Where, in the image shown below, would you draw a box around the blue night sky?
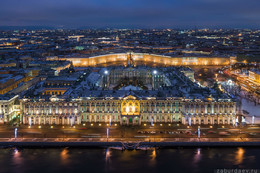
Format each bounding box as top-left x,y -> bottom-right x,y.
0,0 -> 260,28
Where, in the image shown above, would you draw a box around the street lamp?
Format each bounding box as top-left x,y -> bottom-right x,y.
227,79 -> 233,86
107,128 -> 109,142
198,128 -> 201,139
14,128 -> 18,139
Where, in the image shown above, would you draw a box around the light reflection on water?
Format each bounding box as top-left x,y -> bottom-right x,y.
11,148 -> 24,173
105,148 -> 111,162
193,148 -> 202,165
234,147 -> 245,165
150,148 -> 156,161
12,148 -> 23,166
2,147 -> 258,173
60,148 -> 69,165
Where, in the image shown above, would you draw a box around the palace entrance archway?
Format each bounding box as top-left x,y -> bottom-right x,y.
120,95 -> 141,125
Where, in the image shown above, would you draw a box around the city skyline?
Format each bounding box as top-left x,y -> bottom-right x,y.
0,0 -> 260,29
0,0 -> 260,172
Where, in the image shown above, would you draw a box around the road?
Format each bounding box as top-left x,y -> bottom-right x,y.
1,123 -> 260,142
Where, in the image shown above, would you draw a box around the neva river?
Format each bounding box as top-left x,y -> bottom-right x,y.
0,148 -> 259,173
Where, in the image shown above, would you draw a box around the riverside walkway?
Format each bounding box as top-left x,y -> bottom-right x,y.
0,137 -> 260,148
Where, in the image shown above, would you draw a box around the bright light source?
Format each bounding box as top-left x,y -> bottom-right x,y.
104,70 -> 108,74
50,126 -> 53,129
227,79 -> 233,85
99,124 -> 101,126
144,124 -> 147,126
153,70 -> 157,74
38,126 -> 41,129
91,123 -> 93,126
14,128 -> 17,139
126,106 -> 129,113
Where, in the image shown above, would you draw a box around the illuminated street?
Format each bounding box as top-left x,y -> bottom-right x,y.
1,123 -> 260,142
1,0 -> 260,171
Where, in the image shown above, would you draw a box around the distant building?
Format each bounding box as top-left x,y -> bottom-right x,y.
60,52 -> 231,67
0,74 -> 26,95
0,95 -> 20,124
249,70 -> 260,84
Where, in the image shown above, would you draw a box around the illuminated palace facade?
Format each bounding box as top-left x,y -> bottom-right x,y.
15,53 -> 236,126
20,94 -> 236,126
19,53 -> 237,126
57,52 -> 235,67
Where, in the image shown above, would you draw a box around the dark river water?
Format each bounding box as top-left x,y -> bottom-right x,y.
0,147 -> 259,173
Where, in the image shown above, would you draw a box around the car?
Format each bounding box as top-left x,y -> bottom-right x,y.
186,131 -> 192,135
208,131 -> 217,134
78,128 -> 87,130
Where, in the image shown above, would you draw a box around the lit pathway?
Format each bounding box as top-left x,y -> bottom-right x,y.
1,137 -> 260,143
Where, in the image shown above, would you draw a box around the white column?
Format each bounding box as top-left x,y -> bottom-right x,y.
78,116 -> 81,125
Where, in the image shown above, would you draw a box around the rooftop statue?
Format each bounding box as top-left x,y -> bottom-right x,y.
127,52 -> 135,67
